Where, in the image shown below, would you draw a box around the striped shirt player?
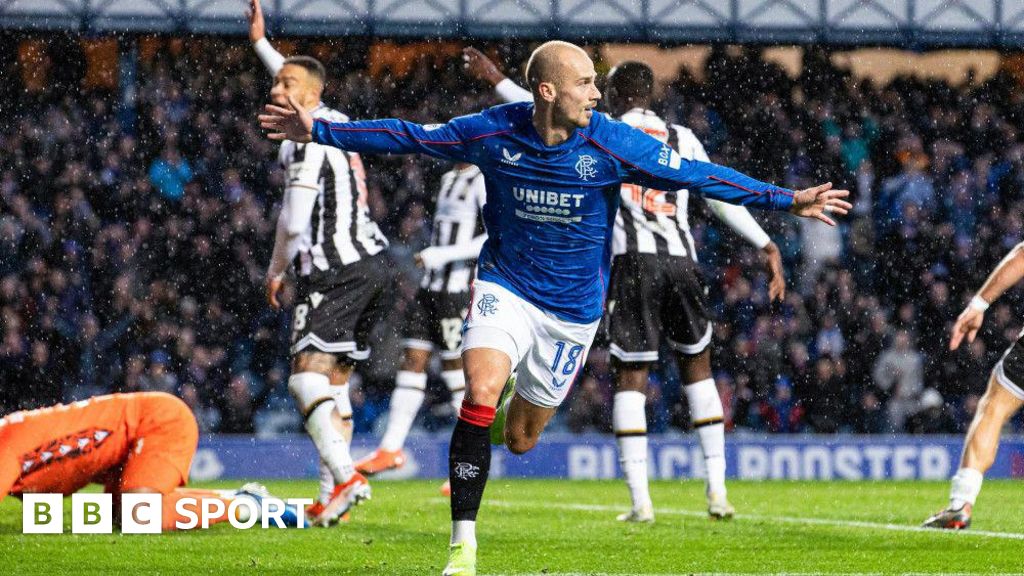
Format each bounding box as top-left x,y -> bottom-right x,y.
405,164 -> 487,357
254,27 -> 388,529
263,57 -> 391,363
276,108 -> 388,274
606,107 -> 774,362
418,165 -> 488,295
356,163 -> 487,479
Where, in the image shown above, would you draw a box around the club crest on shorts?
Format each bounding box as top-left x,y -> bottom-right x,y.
476,293 -> 498,316
453,462 -> 480,480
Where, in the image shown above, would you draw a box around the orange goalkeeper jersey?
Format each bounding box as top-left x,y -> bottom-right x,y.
0,392 -> 198,501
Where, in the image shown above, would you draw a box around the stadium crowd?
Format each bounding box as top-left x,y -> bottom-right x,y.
1,37 -> 1023,436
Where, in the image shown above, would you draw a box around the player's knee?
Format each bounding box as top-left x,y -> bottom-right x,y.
400,348 -> 431,373
505,430 -> 538,455
464,371 -> 509,406
612,361 -> 650,393
678,348 -> 712,382
980,380 -> 1018,418
293,352 -> 337,375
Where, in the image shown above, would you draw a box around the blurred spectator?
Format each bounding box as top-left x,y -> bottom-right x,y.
905,388 -> 958,434
872,330 -> 925,430
148,145 -> 193,202
138,350 -> 178,395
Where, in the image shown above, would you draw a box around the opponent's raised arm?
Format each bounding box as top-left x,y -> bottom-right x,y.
247,0 -> 285,75
462,47 -> 532,104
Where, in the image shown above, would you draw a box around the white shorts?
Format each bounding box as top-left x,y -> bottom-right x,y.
461,279 -> 600,408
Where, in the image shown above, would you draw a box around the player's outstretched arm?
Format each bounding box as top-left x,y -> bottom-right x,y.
247,0 -> 285,75
463,47 -> 532,103
261,94 -> 477,162
950,242 -> 1024,350
610,117 -> 852,219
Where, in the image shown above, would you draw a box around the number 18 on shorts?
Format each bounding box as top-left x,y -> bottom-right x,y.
462,279 -> 599,408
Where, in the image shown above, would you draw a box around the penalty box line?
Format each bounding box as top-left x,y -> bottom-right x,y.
466,499 -> 1024,541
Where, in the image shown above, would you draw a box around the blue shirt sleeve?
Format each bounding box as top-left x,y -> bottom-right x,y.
311,115 -> 491,164
594,116 -> 795,211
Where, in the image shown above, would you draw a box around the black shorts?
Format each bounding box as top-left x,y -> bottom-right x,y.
291,254 -> 394,361
605,252 -> 712,363
995,331 -> 1024,400
401,288 -> 471,360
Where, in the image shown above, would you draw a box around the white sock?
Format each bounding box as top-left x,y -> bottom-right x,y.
950,467 -> 984,509
289,372 -> 354,485
331,383 -> 352,418
451,520 -> 476,547
442,369 -> 466,414
288,372 -> 332,417
613,391 -> 651,510
307,400 -> 356,484
685,378 -> 727,498
317,460 -> 333,505
379,371 -> 427,452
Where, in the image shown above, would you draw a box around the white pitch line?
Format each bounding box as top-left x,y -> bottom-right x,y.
486,574 -> 1024,576
464,499 -> 1024,541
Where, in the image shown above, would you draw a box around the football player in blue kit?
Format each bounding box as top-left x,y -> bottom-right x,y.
260,40 -> 851,576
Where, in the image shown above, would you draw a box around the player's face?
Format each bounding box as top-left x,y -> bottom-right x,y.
271,64 -> 313,107
554,53 -> 601,128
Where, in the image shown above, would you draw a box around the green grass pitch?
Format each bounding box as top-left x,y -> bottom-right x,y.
2,479 -> 1022,575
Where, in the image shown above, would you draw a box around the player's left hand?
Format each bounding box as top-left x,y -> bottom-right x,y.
260,94 -> 313,142
761,241 -> 786,302
789,182 -> 851,226
267,275 -> 285,310
949,305 -> 984,350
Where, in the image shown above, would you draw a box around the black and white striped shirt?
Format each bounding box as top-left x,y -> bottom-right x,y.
612,108 -> 704,260
422,165 -> 486,294
277,106 -> 388,276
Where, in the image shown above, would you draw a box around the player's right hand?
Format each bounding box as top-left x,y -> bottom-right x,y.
247,0 -> 266,43
949,306 -> 984,350
267,276 -> 284,310
462,47 -> 507,86
260,94 -> 314,142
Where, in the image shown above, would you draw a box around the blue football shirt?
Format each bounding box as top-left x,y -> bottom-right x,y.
312,102 -> 794,323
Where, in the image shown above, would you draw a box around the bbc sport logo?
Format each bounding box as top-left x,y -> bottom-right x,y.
22,493 -> 313,533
